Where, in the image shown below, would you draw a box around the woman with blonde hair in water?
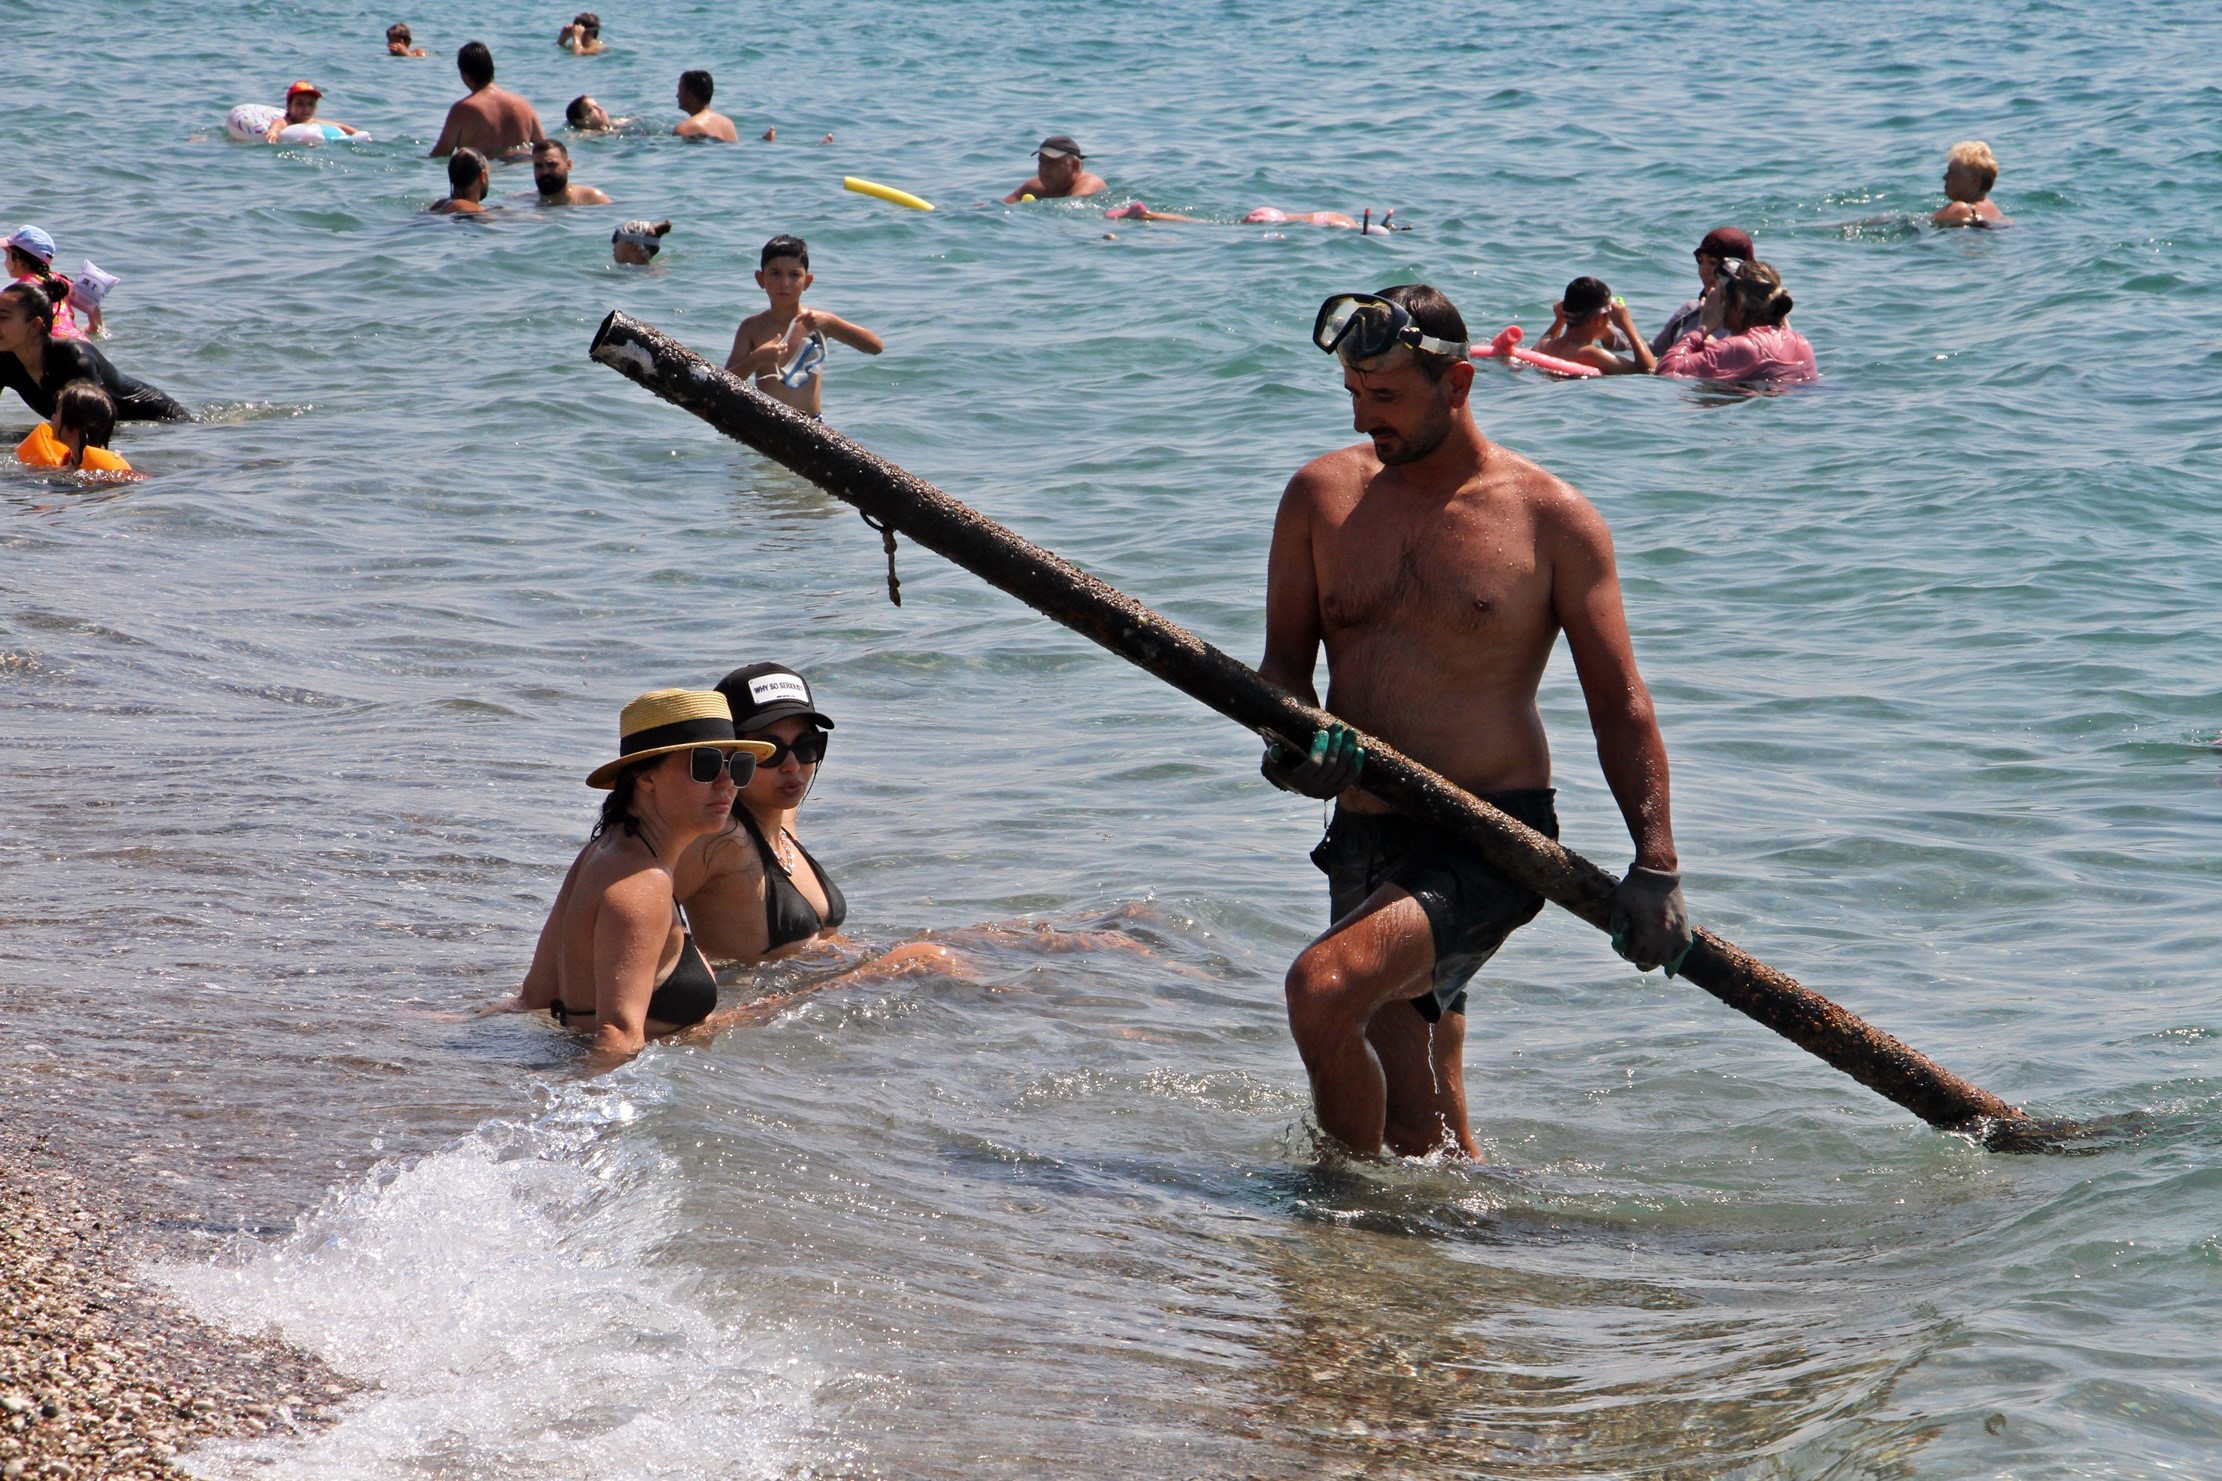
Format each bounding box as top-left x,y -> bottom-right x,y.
1933,140 -> 2009,227
517,689 -> 774,1057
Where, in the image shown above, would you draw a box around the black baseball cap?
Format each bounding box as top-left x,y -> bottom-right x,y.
1037,135 -> 1083,159
715,662 -> 834,734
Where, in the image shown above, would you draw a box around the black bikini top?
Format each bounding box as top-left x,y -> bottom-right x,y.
551,907 -> 719,1030
734,809 -> 846,949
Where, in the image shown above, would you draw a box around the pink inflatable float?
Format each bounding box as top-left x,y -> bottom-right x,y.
1471,325 -> 1600,379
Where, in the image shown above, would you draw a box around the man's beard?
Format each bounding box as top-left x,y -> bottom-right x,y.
1373,415 -> 1449,466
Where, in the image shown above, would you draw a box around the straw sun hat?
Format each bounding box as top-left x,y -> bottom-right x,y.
586,689 -> 776,789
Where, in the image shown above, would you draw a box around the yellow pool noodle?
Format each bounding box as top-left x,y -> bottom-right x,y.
843,176 -> 935,212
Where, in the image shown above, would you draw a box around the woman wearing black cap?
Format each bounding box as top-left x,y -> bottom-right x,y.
675,663 -> 849,964
518,688 -> 773,1057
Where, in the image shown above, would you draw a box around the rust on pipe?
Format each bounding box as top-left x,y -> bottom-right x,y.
591,309 -> 2061,1149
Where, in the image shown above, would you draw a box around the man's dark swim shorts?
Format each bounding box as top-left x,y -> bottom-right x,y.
1309,789 -> 1558,1023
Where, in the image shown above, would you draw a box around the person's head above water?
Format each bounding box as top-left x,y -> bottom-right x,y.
457,39 -> 495,90
678,69 -> 714,111
52,379 -> 117,460
5,225 -> 56,281
0,279 -> 63,351
612,218 -> 672,265
1312,284 -> 1475,466
715,663 -> 833,817
447,146 -> 489,200
532,138 -> 572,193
566,94 -> 611,130
756,234 -> 812,302
1692,225 -> 1753,291
586,689 -> 774,842
1560,276 -> 1613,326
283,80 -> 322,124
572,11 -> 600,39
1719,260 -> 1794,331
1944,140 -> 1999,202
1035,135 -> 1085,191
386,22 -> 413,52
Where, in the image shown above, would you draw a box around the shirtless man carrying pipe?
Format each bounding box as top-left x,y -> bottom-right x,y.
431,40 -> 545,159
1261,283 -> 1692,1159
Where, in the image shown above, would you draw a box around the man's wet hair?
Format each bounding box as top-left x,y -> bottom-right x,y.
537,137 -> 571,159
565,95 -> 598,127
54,380 -> 116,450
448,146 -> 487,195
458,40 -> 495,89
386,22 -> 412,44
679,69 -> 714,106
760,234 -> 809,270
573,11 -> 601,38
1375,283 -> 1468,382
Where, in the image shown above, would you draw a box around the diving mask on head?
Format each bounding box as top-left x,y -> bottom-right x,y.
1312,293 -> 1469,365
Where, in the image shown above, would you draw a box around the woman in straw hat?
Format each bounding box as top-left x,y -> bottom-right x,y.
519,689 -> 774,1057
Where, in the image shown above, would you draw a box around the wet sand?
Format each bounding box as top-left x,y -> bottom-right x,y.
0,1127 -> 351,1478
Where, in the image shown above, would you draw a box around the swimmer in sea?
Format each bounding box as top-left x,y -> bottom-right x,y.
1655,260 -> 1818,384
516,689 -> 776,1058
265,81 -> 364,141
1105,203 -> 1398,232
1649,226 -> 1752,356
5,227 -> 93,340
612,219 -> 671,265
428,148 -> 490,214
674,69 -> 738,141
1003,136 -> 1107,203
15,381 -> 136,477
723,234 -> 883,418
431,41 -> 546,159
1533,277 -> 1657,375
565,95 -> 620,132
386,22 -> 427,57
0,280 -> 189,422
531,139 -> 611,205
1933,140 -> 2009,228
558,11 -> 604,53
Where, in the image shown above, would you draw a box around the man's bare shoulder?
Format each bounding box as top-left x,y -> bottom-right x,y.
1286,442 -> 1379,503
1486,441 -> 1611,546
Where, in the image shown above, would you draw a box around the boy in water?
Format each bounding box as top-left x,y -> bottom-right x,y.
1534,277 -> 1656,375
386,23 -> 426,57
428,148 -> 489,214
723,235 -> 884,417
1933,141 -> 2009,227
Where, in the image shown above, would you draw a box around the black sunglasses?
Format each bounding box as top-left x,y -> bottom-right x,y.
751,728 -> 829,769
687,746 -> 759,785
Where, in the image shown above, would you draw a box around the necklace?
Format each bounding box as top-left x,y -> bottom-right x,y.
771,826 -> 800,874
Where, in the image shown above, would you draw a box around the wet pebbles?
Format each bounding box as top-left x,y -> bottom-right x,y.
0,1128 -> 351,1478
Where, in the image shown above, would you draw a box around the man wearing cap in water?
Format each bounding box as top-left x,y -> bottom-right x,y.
1262,283 -> 1692,1160
1002,136 -> 1106,203
612,219 -> 672,265
266,80 -> 364,141
1649,226 -> 1753,356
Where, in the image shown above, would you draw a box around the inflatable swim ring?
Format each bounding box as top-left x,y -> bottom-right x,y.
843,176 -> 934,212
225,104 -> 368,145
1471,325 -> 1601,379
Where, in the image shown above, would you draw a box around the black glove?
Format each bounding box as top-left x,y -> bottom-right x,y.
1610,865 -> 1693,976
1261,723 -> 1363,800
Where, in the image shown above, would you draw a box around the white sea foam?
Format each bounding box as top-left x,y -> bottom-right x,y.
154,1075 -> 817,1479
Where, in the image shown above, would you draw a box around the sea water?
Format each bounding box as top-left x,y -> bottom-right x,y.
4,0 -> 2220,1475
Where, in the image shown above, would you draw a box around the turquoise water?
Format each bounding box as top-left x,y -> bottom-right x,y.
5,0 -> 2220,1474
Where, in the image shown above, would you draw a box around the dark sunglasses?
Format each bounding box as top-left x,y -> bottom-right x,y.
687,746 -> 759,785
1312,293 -> 1469,364
751,728 -> 829,768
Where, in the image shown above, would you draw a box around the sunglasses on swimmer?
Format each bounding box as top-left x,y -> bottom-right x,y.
1312,294 -> 1470,364
687,746 -> 759,785
752,728 -> 829,768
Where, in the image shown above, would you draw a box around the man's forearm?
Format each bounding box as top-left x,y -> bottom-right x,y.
1594,707 -> 1677,872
